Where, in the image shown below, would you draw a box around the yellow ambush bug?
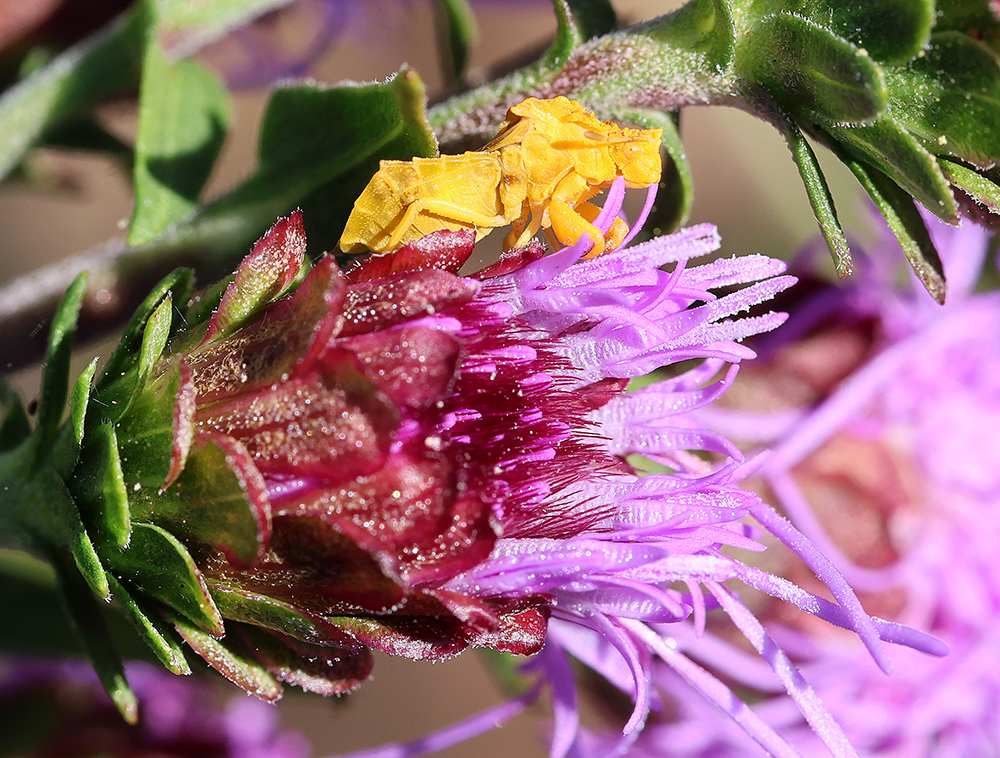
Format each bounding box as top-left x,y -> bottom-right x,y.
338,97 -> 663,257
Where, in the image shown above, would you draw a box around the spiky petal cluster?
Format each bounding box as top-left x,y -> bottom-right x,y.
594,215 -> 994,758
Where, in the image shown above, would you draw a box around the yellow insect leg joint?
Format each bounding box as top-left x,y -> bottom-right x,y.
548,199 -> 607,257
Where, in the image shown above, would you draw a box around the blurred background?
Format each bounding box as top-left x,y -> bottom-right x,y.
0,1 -> 870,756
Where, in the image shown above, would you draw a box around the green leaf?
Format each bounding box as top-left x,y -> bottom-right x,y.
0,11 -> 144,182
0,383 -> 31,453
137,295 -> 174,383
55,555 -> 137,724
129,1 -> 231,246
257,69 -> 436,178
825,118 -> 958,222
131,436 -> 267,567
0,442 -> 108,602
170,614 -> 282,701
941,158 -> 1000,215
106,522 -> 225,636
208,214 -> 305,341
100,268 -> 194,395
799,0 -> 932,65
70,358 -> 100,448
115,357 -> 194,490
739,13 -> 887,124
107,572 -> 191,675
846,157 -> 946,303
183,273 -> 232,333
887,32 -> 1000,170
0,0 -> 301,184
59,480 -> 114,601
174,68 -> 439,258
783,118 -> 852,277
433,0 -> 478,85
73,422 -> 131,549
34,273 -> 88,469
648,0 -> 734,70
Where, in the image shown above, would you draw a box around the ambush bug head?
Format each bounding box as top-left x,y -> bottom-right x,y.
612,129 -> 663,187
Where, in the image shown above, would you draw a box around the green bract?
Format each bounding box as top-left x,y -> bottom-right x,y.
0,220 -> 337,715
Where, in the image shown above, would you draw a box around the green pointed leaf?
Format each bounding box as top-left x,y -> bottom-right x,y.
0,11 -> 144,182
209,214 -> 305,341
800,0 -> 932,65
784,119 -> 852,277
21,467 -> 117,602
0,0 -> 296,184
73,422 -> 131,549
137,295 -> 174,383
170,614 -> 282,701
107,572 -> 191,675
887,32 -> 1000,169
0,447 -> 108,602
115,357 -> 194,490
130,436 -> 266,567
209,584 -> 363,648
739,13 -> 887,124
825,118 -> 959,222
257,68 -> 436,177
182,273 -> 232,334
70,358 -> 100,448
107,522 -> 225,637
55,556 -> 138,724
100,268 -> 194,394
650,0 -> 734,70
34,273 -> 88,468
172,67 -> 439,259
0,383 -> 31,453
941,158 -> 1000,215
846,157 -> 946,303
433,0 -> 478,84
129,1 -> 231,247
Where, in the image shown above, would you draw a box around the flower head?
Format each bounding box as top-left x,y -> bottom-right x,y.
1,105 -> 946,757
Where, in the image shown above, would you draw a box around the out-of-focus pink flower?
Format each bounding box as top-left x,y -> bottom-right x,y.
197,0 -> 551,88
0,657 -> 311,758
